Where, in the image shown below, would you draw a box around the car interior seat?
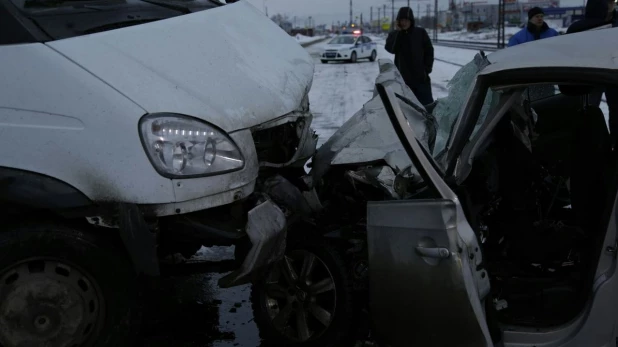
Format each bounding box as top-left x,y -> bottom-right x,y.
569,104 -> 612,240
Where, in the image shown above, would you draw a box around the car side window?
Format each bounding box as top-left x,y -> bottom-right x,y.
365,37 -> 372,43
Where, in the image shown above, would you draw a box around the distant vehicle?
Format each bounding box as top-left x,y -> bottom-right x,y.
320,34 -> 377,64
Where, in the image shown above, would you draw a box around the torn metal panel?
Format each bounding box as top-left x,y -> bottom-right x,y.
261,175 -> 313,216
345,166 -> 400,199
218,199 -> 287,288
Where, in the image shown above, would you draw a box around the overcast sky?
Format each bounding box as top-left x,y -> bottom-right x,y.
244,0 -> 584,25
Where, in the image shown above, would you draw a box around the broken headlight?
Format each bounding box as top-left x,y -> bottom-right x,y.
139,113 -> 244,178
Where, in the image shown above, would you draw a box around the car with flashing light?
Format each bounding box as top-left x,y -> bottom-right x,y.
320,34 -> 377,64
0,0 -> 318,345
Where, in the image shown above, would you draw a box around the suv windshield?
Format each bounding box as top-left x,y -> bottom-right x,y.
3,0 -> 224,42
329,36 -> 356,44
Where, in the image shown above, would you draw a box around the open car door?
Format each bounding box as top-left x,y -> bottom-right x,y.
367,83 -> 494,346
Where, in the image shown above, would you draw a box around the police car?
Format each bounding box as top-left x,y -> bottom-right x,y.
320,33 -> 378,64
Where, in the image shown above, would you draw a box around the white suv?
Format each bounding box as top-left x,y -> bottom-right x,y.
0,0 -> 317,345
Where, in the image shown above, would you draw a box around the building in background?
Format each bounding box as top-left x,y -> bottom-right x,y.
448,0 -> 561,28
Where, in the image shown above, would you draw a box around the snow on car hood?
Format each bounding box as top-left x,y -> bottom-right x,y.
46,1 -> 314,132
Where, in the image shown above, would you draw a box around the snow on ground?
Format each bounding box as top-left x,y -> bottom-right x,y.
434,45 -> 480,66
437,27 -> 520,42
306,35 -> 464,146
436,26 -> 569,43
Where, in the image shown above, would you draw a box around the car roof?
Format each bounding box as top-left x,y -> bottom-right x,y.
481,28 -> 618,75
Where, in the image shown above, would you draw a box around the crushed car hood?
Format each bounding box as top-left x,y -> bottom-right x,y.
309,59 -> 437,186
46,1 -> 314,132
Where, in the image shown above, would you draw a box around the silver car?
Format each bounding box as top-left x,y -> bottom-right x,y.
250,27 -> 618,347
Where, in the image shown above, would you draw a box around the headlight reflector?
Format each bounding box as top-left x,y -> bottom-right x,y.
139,113 -> 244,178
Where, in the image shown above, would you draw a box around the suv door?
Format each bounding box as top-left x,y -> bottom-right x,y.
367,83 -> 494,346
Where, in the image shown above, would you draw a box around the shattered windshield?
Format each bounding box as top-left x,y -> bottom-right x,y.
329,36 -> 356,44
431,53 -> 496,157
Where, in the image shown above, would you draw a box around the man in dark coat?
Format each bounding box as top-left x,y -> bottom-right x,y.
567,0 -> 618,148
567,0 -> 615,32
385,7 -> 435,105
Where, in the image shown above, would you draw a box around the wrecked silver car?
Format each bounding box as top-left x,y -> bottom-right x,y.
250,28 -> 618,347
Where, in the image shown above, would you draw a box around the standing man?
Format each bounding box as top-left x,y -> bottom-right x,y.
508,7 -> 559,47
385,7 -> 435,106
567,0 -> 615,32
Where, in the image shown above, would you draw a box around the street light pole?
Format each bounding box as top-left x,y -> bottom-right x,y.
392,0 -> 395,31
350,0 -> 353,25
434,0 -> 438,40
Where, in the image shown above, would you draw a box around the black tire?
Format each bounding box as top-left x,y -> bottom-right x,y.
369,50 -> 377,62
350,52 -> 357,63
0,223 -> 138,347
251,240 -> 355,347
321,60 -> 328,64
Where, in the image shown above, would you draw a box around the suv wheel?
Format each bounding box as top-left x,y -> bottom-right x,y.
0,223 -> 138,347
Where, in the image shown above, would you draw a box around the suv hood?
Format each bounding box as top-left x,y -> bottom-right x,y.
46,1 -> 314,132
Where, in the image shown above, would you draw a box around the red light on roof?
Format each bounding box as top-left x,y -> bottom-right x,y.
353,30 -> 361,34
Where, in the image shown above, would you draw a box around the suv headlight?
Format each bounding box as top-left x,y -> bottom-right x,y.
139,113 -> 244,178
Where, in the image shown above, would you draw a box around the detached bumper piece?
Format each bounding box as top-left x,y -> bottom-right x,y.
218,199 -> 287,288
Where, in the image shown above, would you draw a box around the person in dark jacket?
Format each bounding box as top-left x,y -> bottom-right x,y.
508,7 -> 559,47
566,0 -> 618,148
567,0 -> 615,32
385,7 -> 435,105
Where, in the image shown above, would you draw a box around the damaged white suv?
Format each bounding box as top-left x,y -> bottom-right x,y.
0,0 -> 317,345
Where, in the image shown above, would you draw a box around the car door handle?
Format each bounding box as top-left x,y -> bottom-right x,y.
416,247 -> 450,259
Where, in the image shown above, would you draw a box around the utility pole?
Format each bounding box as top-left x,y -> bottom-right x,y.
378,8 -> 381,32
350,0 -> 353,25
434,0 -> 438,40
370,7 -> 373,32
392,0 -> 395,31
361,13 -> 364,31
498,0 -> 505,48
417,3 -> 420,22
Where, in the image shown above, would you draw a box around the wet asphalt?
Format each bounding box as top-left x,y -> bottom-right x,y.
137,246 -> 264,347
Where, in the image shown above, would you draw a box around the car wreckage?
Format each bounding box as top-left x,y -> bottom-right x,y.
248,28 -> 618,347
1,0 -> 617,343
0,0 -> 318,345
